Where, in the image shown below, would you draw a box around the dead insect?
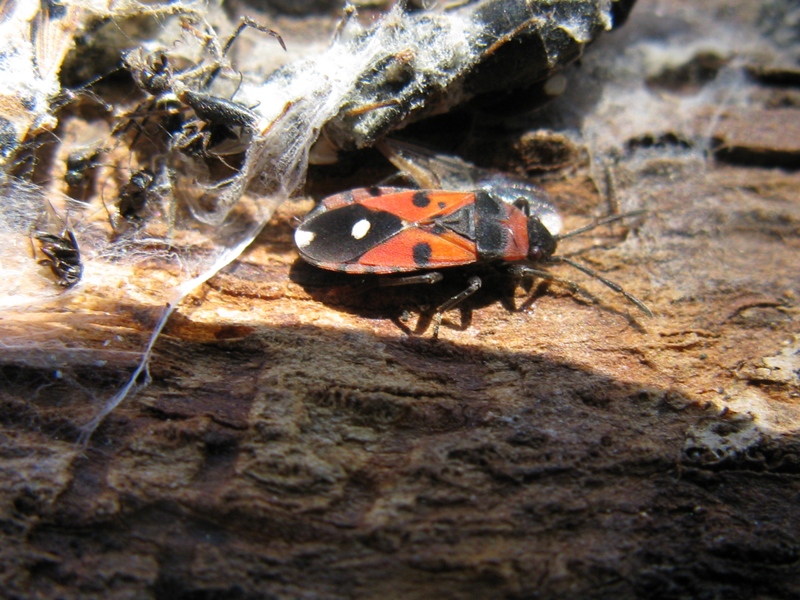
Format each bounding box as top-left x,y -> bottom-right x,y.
34,228 -> 83,288
118,168 -> 156,223
121,16 -> 283,158
171,89 -> 260,159
65,146 -> 103,198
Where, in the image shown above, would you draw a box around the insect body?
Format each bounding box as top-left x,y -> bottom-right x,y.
35,229 -> 83,288
123,50 -> 260,157
118,168 -> 156,223
296,187 -> 555,274
122,15 -> 283,159
295,186 -> 650,336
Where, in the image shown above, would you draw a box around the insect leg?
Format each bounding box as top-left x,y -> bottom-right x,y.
376,272 -> 444,287
371,272 -> 457,337
430,275 -> 482,338
223,16 -> 286,55
201,17 -> 286,89
509,264 -> 599,306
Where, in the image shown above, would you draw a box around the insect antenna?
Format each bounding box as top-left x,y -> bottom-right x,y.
553,210 -> 647,241
548,255 -> 651,317
549,210 -> 652,317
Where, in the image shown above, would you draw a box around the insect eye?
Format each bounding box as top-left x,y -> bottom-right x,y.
528,247 -> 543,261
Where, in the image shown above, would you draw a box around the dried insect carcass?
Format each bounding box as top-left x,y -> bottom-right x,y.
34,228 -> 83,288
118,16 -> 285,224
122,45 -> 264,150
117,168 -> 157,225
64,146 -> 103,199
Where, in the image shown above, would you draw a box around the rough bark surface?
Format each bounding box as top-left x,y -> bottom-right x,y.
1,1 -> 799,599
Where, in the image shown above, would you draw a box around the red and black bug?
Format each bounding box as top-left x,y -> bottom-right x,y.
295,186 -> 650,336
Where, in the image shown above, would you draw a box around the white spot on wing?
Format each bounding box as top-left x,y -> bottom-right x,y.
351,218 -> 371,240
295,228 -> 316,248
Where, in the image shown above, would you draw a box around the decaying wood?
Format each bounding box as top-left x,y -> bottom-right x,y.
1,1 -> 799,598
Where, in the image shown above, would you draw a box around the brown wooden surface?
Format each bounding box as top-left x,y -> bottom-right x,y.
1,1 -> 799,598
